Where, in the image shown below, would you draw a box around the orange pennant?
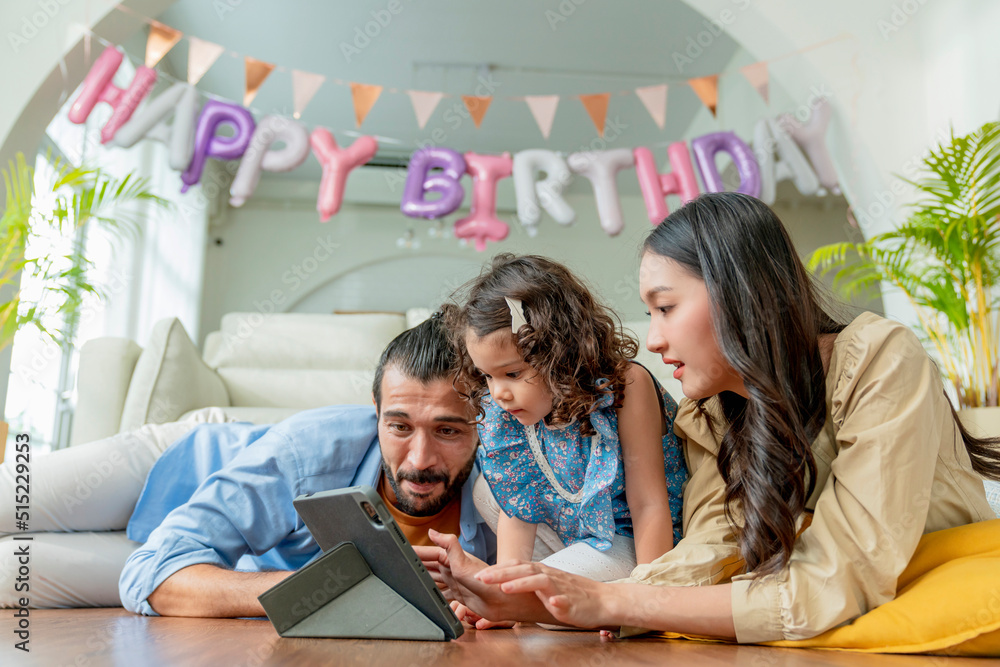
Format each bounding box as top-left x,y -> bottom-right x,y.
145,21 -> 182,68
579,93 -> 610,137
740,62 -> 769,105
689,75 -> 720,117
462,96 -> 492,129
244,56 -> 275,107
351,83 -> 383,127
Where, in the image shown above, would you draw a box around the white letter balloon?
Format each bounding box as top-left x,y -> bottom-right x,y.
567,148 -> 634,237
512,149 -> 575,236
230,116 -> 311,207
111,82 -> 199,172
753,117 -> 820,204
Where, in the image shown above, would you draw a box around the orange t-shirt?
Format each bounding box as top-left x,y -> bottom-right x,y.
376,475 -> 462,547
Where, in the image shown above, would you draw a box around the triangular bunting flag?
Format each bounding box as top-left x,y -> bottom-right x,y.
351,83 -> 383,127
292,70 -> 325,119
408,90 -> 444,129
462,96 -> 492,129
187,36 -> 224,85
579,93 -> 610,137
635,84 -> 668,129
524,95 -> 559,139
245,56 -> 275,107
740,62 -> 770,105
145,22 -> 182,68
689,75 -> 720,117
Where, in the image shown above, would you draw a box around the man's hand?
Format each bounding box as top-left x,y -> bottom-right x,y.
147,564 -> 292,617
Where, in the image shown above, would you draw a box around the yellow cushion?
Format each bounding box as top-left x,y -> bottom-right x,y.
652,519 -> 1000,656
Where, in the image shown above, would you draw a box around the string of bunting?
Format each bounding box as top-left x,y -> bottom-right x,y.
113,4 -> 846,137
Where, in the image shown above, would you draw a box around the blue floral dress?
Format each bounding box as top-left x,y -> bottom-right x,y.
476,367 -> 687,551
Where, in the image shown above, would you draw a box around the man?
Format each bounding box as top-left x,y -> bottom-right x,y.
1,315 -> 494,615
120,314 -> 493,616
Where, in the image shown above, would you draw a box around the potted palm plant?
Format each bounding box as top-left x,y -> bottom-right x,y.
1,151 -> 168,456
808,121 -> 999,436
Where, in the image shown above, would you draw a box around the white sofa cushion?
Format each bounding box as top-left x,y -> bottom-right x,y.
216,368 -> 375,408
119,318 -> 230,431
71,337 -> 143,446
204,312 -> 406,370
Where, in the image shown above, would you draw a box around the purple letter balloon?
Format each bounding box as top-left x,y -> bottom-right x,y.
400,147 -> 467,219
690,131 -> 761,198
181,100 -> 256,193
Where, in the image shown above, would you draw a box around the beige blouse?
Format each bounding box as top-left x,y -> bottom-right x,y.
620,312 -> 995,643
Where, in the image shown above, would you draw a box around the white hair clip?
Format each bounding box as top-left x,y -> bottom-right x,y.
504,297 -> 528,334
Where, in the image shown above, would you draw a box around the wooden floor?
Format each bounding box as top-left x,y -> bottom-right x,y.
0,608 -> 989,666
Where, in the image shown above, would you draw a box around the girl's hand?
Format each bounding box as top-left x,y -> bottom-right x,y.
477,561 -> 617,629
450,601 -> 516,629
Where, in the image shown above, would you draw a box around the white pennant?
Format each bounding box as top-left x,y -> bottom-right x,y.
524,95 -> 559,140
407,90 -> 444,129
635,84 -> 668,129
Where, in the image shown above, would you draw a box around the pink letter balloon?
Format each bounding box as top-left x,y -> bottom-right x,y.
633,143 -> 700,225
68,46 -> 157,144
230,116 -> 311,207
310,129 -> 378,221
752,117 -> 819,205
112,82 -> 200,172
512,150 -> 575,236
690,132 -> 761,198
567,149 -> 634,237
400,147 -> 468,219
782,97 -> 840,194
454,152 -> 512,251
180,100 -> 256,193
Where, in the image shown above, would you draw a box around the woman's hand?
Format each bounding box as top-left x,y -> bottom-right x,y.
477,560 -> 618,629
450,601 -> 516,629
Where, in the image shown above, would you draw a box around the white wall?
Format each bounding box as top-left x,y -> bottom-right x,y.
199,173 -> 860,343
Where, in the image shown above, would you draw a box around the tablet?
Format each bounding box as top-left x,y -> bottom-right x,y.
272,485 -> 463,640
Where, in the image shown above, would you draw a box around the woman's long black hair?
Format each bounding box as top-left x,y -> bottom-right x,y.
643,192 -> 1000,578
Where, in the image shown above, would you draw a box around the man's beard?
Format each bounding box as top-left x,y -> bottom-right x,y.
381,455 -> 476,517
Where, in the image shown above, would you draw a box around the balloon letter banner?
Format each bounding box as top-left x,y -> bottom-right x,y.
230,116 -> 311,207
401,148 -> 467,219
112,82 -> 200,172
567,149 -> 634,237
310,130 -> 378,221
454,152 -> 512,251
512,150 -> 575,236
782,98 -> 839,194
181,100 -> 256,193
691,132 -> 761,198
68,46 -> 157,144
753,117 -> 819,205
633,143 -> 700,225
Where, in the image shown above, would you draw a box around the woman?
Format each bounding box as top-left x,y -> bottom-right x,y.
420,191 -> 1000,643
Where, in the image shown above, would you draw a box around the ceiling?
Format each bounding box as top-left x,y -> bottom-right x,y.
113,0 -> 743,187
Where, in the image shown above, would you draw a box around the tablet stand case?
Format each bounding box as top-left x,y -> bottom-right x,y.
258,542 -> 448,641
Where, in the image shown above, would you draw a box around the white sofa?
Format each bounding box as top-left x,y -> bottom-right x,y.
71,310 -> 683,447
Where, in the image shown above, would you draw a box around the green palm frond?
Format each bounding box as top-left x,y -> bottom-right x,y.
808,122 -> 1000,408
0,151 -> 171,352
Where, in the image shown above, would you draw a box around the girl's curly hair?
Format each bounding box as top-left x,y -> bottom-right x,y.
443,254 -> 638,436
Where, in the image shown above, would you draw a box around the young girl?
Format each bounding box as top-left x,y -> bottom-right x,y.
443,254 -> 687,626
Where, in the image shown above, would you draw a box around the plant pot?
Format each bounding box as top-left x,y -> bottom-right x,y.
958,407 -> 1000,439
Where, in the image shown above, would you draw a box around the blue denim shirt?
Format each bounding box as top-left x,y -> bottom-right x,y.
119,405 -> 494,615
